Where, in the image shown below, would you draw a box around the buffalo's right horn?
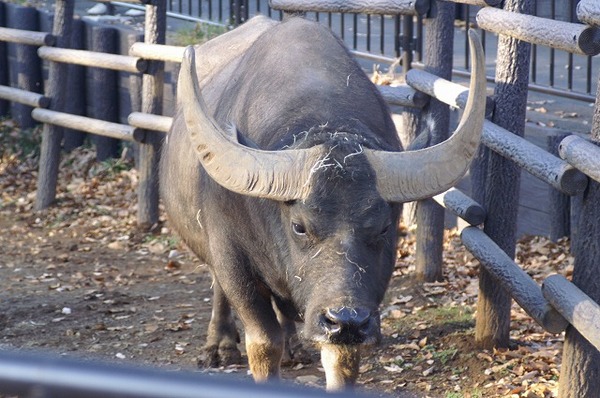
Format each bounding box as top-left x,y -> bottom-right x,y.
364,30 -> 487,203
179,46 -> 324,201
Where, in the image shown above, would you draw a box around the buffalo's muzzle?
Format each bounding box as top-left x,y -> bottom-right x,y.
318,307 -> 377,345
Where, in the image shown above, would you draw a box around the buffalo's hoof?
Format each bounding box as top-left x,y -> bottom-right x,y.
218,345 -> 243,366
198,344 -> 243,368
198,344 -> 220,368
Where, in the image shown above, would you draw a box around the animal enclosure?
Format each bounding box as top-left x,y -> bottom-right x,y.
1,0 -> 600,396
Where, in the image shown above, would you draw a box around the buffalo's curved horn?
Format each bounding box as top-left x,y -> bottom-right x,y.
364,30 -> 487,203
180,46 -> 323,201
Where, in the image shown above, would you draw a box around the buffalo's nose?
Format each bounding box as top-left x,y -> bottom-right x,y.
319,307 -> 372,344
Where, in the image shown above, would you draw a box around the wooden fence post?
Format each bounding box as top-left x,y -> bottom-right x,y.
414,1 -> 455,282
570,191 -> 583,247
89,24 -> 120,161
34,0 -> 74,211
127,31 -> 144,168
7,4 -> 42,129
474,0 -> 534,350
63,18 -> 86,152
547,133 -> 571,241
559,72 -> 600,398
137,0 -> 166,230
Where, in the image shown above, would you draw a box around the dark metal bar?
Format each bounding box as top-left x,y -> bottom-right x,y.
532,43 -> 537,84
353,13 -> 358,50
366,14 -> 371,52
464,5 -> 470,68
567,0 -> 575,90
0,350 -> 365,398
550,0 -> 556,86
401,14 -> 413,73
394,14 -> 400,57
587,55 -> 593,94
416,15 -> 423,63
531,0 -> 537,84
380,15 -> 385,54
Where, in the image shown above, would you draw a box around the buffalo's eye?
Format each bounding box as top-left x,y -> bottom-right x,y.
292,222 -> 307,236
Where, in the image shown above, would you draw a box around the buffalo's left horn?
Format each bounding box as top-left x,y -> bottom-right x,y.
179,46 -> 323,201
364,29 -> 487,203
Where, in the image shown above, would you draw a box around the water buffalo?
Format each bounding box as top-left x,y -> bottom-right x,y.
161,16 -> 486,391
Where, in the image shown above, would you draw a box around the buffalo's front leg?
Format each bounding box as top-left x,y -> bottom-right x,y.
320,344 -> 361,391
209,248 -> 284,382
239,301 -> 285,382
200,279 -> 242,368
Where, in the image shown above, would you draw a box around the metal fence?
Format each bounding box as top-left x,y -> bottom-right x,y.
0,349 -> 369,398
117,0 -> 598,102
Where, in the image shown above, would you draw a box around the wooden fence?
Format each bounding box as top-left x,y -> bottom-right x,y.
1,0 -> 600,396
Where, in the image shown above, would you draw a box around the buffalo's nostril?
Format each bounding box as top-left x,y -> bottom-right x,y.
320,307 -> 371,339
322,316 -> 342,335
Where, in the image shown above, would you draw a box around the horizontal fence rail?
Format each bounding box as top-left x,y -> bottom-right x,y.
128,112 -> 173,133
269,0 -> 429,15
38,46 -> 148,73
439,0 -> 502,6
0,85 -> 49,108
94,0 -> 152,3
377,84 -> 428,107
0,350 -> 356,398
476,7 -> 600,57
129,42 -> 185,62
577,0 -> 600,27
543,274 -> 600,352
559,134 -> 600,184
461,227 -> 569,334
432,187 -> 486,226
0,26 -> 54,46
32,108 -> 142,142
406,68 -> 470,109
481,120 -> 589,196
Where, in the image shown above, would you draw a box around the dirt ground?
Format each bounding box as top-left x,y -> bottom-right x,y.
0,121 -> 573,397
